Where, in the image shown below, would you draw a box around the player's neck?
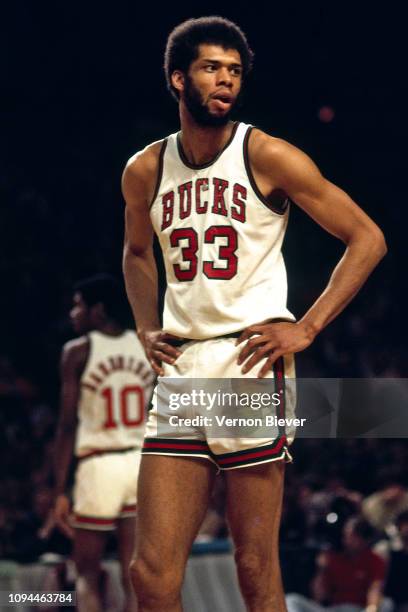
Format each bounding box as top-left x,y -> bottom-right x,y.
96,321 -> 125,337
179,105 -> 235,165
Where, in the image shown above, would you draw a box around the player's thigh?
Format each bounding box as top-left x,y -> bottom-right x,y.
136,454 -> 216,567
73,528 -> 107,572
225,460 -> 285,551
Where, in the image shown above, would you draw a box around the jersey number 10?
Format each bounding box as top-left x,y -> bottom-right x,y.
101,385 -> 144,429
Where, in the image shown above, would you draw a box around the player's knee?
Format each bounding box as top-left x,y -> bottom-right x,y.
129,556 -> 182,606
234,549 -> 271,598
75,553 -> 100,579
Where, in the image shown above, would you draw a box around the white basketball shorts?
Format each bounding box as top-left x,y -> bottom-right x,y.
143,335 -> 296,470
72,448 -> 141,530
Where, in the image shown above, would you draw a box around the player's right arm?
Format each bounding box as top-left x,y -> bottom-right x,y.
122,143 -> 181,375
53,338 -> 87,538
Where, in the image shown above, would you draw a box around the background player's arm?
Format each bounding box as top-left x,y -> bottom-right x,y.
365,552 -> 387,611
311,552 -> 332,604
122,145 -> 181,375
365,580 -> 385,612
53,339 -> 87,537
238,131 -> 387,376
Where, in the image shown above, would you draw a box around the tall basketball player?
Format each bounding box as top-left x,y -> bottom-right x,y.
53,275 -> 154,612
122,17 -> 387,612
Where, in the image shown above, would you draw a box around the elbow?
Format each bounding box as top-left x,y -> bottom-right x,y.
122,243 -> 137,273
122,244 -> 131,271
371,226 -> 387,261
123,242 -> 149,262
123,243 -> 152,279
351,224 -> 387,262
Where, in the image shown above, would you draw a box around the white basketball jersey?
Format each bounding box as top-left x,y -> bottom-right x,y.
149,121 -> 295,340
75,330 -> 154,457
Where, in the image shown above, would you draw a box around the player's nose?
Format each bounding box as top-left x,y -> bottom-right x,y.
216,67 -> 233,87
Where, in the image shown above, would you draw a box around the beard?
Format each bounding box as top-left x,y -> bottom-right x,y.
183,75 -> 239,127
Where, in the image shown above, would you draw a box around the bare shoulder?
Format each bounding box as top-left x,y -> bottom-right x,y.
248,128 -> 324,195
248,128 -> 306,169
61,336 -> 89,373
122,139 -> 165,204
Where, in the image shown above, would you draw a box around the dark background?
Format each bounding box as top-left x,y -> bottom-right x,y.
1,2 -> 406,398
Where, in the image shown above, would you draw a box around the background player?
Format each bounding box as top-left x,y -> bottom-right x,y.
122,17 -> 387,612
53,274 -> 154,612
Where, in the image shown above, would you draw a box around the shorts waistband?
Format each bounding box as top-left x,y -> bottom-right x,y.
168,331 -> 241,347
77,446 -> 138,461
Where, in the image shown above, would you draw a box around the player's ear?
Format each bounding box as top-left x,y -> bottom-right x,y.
171,70 -> 185,95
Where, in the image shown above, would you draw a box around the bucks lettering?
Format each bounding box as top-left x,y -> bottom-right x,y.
161,178 -> 247,230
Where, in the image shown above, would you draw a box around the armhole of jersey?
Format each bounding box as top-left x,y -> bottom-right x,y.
243,126 -> 289,216
149,139 -> 167,209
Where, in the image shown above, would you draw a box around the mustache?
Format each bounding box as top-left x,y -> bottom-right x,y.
184,77 -> 242,127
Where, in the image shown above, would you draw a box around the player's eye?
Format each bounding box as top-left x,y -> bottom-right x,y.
204,64 -> 217,72
231,67 -> 242,76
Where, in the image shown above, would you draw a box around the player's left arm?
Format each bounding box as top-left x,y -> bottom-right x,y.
53,339 -> 87,537
238,132 -> 387,377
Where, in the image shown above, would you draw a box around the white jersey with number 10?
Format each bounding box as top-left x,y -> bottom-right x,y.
75,330 -> 154,457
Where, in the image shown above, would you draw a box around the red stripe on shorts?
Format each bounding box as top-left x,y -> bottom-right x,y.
143,442 -> 209,451
273,357 -> 285,420
121,505 -> 137,513
217,437 -> 286,466
74,515 -> 115,525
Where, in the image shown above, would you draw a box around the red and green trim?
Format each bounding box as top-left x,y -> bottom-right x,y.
216,436 -> 288,469
119,504 -> 137,518
273,356 -> 286,435
142,438 -> 211,456
72,514 -> 116,531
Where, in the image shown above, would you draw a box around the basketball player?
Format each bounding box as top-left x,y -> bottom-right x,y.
53,274 -> 154,612
122,17 -> 387,612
